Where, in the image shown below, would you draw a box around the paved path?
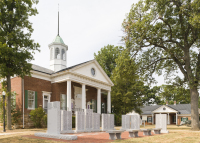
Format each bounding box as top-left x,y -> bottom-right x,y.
23,131 -> 160,143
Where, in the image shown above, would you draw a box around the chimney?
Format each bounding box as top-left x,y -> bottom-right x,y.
174,101 -> 176,105
166,101 -> 168,105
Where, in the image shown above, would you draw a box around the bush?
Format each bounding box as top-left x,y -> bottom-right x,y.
72,116 -> 75,128
12,109 -> 21,125
29,107 -> 45,128
42,114 -> 47,127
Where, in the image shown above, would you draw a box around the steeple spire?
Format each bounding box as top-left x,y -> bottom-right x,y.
58,4 -> 59,36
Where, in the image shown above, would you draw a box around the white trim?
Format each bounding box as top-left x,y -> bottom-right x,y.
152,105 -> 178,113
27,90 -> 35,110
42,91 -> 52,111
177,114 -> 191,116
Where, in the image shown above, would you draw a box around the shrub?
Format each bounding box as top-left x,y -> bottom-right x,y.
12,109 -> 21,125
72,116 -> 75,128
42,114 -> 47,127
29,107 -> 45,128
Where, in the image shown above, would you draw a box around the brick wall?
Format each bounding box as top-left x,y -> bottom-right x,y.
24,76 -> 52,114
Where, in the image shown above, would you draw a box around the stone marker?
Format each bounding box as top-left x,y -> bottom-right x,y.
108,114 -> 115,130
92,113 -> 101,132
121,115 -> 126,130
130,114 -> 140,130
47,101 -> 61,135
35,101 -> 77,140
156,114 -> 168,133
125,115 -> 130,129
75,111 -> 85,133
85,109 -> 93,132
61,110 -> 74,133
102,114 -> 109,131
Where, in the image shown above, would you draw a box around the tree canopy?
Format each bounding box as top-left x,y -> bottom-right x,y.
94,45 -> 123,78
123,0 -> 200,130
0,0 -> 40,129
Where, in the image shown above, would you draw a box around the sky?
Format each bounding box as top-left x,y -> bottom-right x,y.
29,0 -> 166,86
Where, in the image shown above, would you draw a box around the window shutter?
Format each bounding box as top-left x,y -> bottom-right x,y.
147,117 -> 149,122
25,90 -> 28,109
186,118 -> 188,121
181,117 -> 182,121
35,91 -> 37,108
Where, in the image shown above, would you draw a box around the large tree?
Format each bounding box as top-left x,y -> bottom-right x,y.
111,50 -> 144,115
94,44 -> 123,78
123,0 -> 200,130
0,0 -> 40,129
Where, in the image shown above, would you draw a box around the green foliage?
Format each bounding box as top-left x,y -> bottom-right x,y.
111,50 -> 144,115
94,45 -> 124,77
160,85 -> 190,104
142,86 -> 164,105
42,114 -> 47,127
29,107 -> 45,128
12,109 -> 21,124
122,0 -> 200,130
0,0 -> 40,129
72,116 -> 75,128
0,91 -> 17,124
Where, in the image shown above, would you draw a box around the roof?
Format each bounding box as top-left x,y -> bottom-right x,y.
140,104 -> 191,115
53,35 -> 65,44
31,60 -> 92,75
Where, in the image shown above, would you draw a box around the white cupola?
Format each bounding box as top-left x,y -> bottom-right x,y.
49,10 -> 68,72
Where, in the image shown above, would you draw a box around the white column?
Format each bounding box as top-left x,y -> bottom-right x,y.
152,114 -> 154,124
107,91 -> 111,113
176,112 -> 177,125
67,80 -> 71,111
82,84 -> 86,110
97,88 -> 101,114
168,113 -> 170,124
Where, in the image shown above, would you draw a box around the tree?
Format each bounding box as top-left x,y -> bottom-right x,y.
0,0 -> 40,129
160,85 -> 190,104
111,50 -> 144,115
94,45 -> 123,78
123,0 -> 200,130
142,86 -> 164,105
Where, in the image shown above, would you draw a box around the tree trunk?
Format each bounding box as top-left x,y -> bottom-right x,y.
6,75 -> 12,130
190,86 -> 199,130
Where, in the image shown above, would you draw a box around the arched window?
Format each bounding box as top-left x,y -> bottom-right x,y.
61,49 -> 65,60
55,48 -> 60,59
50,48 -> 53,60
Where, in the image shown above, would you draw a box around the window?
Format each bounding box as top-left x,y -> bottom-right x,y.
55,48 -> 60,59
61,49 -> 65,60
43,95 -> 48,113
28,90 -> 35,109
148,117 -> 152,123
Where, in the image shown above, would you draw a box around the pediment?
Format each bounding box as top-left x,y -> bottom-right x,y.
153,105 -> 178,113
70,60 -> 114,86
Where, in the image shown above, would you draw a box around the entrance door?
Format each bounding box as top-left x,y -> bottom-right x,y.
75,93 -> 82,109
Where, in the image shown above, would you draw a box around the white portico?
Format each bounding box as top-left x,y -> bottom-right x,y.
152,105 -> 178,125
50,59 -> 114,114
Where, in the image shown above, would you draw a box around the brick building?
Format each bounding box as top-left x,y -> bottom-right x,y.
140,103 -> 192,125
7,28 -> 114,128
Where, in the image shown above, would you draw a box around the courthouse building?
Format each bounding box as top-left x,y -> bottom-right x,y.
8,27 -> 113,127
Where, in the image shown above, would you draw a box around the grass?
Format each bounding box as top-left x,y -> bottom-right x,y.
113,130 -> 200,143
0,125 -> 198,143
